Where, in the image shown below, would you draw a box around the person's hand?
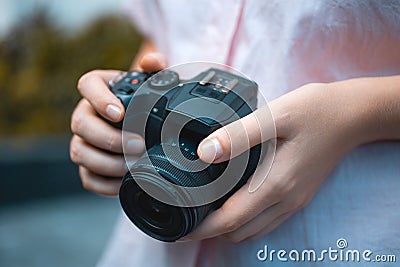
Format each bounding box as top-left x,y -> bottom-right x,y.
184,81 -> 369,242
70,53 -> 167,196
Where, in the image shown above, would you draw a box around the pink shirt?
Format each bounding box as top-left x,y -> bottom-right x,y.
98,1 -> 400,266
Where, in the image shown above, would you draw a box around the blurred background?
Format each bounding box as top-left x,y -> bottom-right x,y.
0,0 -> 143,266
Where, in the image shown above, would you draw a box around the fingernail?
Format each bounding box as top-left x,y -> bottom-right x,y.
126,138 -> 145,153
106,104 -> 122,121
198,138 -> 223,162
146,53 -> 167,68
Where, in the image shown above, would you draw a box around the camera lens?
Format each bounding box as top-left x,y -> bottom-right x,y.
119,143 -> 217,242
136,191 -> 172,226
120,175 -> 210,241
119,142 -> 260,242
120,174 -> 193,241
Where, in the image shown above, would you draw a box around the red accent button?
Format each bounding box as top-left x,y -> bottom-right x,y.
131,79 -> 139,84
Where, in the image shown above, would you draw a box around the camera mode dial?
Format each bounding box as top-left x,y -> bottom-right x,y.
149,70 -> 180,90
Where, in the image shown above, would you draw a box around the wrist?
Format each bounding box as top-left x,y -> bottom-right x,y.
329,75 -> 400,148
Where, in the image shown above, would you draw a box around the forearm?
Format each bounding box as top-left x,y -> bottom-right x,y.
331,75 -> 400,147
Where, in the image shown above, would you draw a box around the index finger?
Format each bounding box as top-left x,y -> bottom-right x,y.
77,69 -> 124,122
197,105 -> 276,163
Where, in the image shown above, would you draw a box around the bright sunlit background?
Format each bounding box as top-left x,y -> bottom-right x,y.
0,0 -> 143,266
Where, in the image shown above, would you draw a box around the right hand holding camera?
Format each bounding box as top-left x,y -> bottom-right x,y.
70,53 -> 167,196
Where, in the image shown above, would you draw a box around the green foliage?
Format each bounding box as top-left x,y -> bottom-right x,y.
0,9 -> 143,136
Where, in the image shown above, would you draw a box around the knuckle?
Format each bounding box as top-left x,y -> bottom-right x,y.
106,132 -> 121,152
69,138 -> 82,164
271,178 -> 291,199
275,109 -> 292,134
217,198 -> 244,233
70,110 -> 84,134
77,70 -> 98,93
77,73 -> 89,93
213,127 -> 231,154
81,178 -> 92,192
224,233 -> 244,243
273,104 -> 295,137
79,169 -> 92,191
223,220 -> 239,233
218,211 -> 240,233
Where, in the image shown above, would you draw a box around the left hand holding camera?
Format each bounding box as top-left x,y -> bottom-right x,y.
185,76 -> 400,242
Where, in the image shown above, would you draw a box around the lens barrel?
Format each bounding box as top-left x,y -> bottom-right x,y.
119,143 -> 217,242
120,141 -> 262,242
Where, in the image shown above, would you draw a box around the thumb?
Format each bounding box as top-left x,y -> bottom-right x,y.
139,52 -> 168,72
197,105 -> 275,163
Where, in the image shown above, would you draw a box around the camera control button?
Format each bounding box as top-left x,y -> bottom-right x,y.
190,86 -> 225,101
131,79 -> 139,85
116,86 -> 134,95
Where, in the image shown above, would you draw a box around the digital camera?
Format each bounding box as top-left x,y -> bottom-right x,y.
109,67 -> 263,242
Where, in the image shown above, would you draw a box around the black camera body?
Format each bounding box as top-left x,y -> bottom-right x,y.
109,68 -> 262,242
